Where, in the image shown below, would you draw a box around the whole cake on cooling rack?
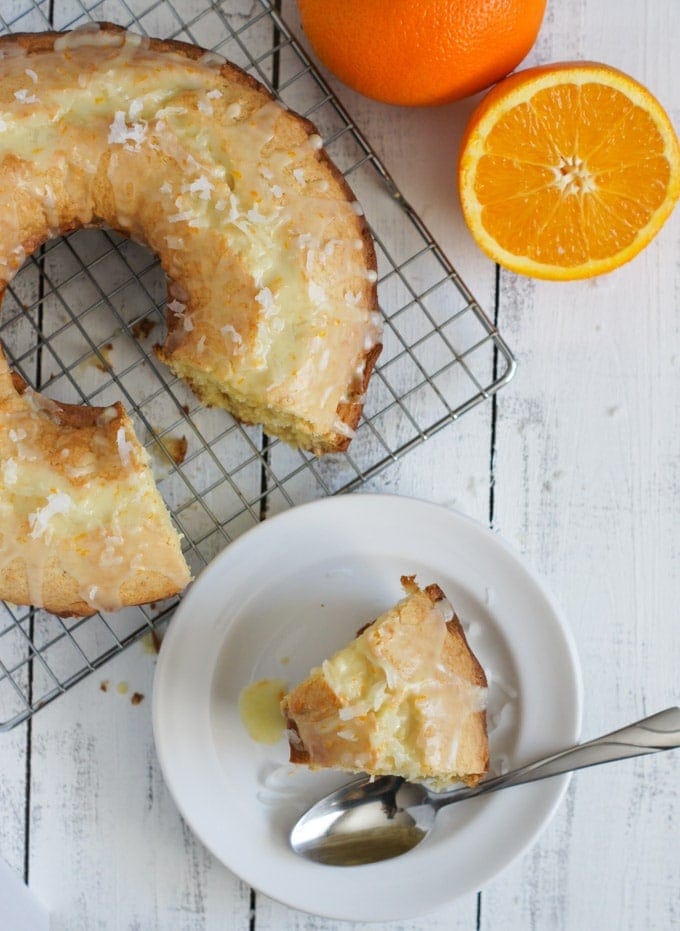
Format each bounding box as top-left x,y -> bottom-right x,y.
0,22 -> 381,455
281,577 -> 489,787
0,354 -> 190,617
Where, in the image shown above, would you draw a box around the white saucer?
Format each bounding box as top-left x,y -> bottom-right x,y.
152,495 -> 582,921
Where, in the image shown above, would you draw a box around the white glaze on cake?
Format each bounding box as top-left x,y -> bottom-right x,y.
0,24 -> 381,452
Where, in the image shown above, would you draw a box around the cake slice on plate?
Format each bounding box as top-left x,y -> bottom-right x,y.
281,577 -> 489,788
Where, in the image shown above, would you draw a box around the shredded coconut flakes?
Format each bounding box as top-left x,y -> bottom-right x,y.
116,427 -> 135,468
107,110 -> 147,150
187,175 -> 214,201
14,89 -> 39,104
308,281 -> 327,305
246,206 -> 267,224
168,299 -> 186,316
168,208 -> 197,223
221,324 -> 243,348
128,98 -> 144,121
2,458 -> 18,486
255,287 -> 276,314
28,491 -> 73,541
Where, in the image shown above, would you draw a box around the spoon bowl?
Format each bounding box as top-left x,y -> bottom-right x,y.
291,777 -> 433,865
291,706 -> 680,866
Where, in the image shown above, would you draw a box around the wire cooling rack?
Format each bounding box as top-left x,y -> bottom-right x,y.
0,0 -> 515,730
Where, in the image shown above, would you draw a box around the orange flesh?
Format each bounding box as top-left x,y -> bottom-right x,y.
474,82 -> 672,267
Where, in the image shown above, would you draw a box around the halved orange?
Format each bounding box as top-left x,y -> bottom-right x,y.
458,62 -> 680,279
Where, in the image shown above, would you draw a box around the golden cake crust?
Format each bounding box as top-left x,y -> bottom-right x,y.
0,23 -> 381,454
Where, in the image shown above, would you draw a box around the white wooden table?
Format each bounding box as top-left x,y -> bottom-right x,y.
1,1 -> 679,928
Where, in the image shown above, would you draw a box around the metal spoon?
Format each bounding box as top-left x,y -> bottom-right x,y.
291,706 -> 680,866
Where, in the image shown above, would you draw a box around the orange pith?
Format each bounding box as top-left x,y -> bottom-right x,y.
458,63 -> 680,279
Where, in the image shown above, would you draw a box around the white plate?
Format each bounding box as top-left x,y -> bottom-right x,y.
153,495 -> 582,922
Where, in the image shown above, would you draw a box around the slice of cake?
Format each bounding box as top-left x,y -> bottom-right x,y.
281,577 -> 489,788
0,352 -> 191,617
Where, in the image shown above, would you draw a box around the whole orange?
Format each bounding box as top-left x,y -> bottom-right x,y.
297,0 -> 547,107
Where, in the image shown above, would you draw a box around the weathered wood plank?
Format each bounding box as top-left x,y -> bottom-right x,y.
483,0 -> 680,928
28,642 -> 252,930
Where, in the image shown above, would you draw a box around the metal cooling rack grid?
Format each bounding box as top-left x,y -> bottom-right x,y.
0,0 -> 516,730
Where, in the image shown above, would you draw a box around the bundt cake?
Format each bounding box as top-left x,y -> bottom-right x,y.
0,23 -> 381,454
0,350 -> 190,617
281,577 -> 489,788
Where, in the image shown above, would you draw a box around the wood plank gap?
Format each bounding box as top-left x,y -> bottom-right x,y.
22,240 -> 44,891
23,0 -> 56,888
479,262 -> 501,923
487,263 -> 501,532
22,644 -> 32,885
258,0 -> 282,523
249,886 -> 256,931
254,1 -> 282,916
259,434 -> 270,520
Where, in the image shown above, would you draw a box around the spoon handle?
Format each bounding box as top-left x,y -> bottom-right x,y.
435,706 -> 680,807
